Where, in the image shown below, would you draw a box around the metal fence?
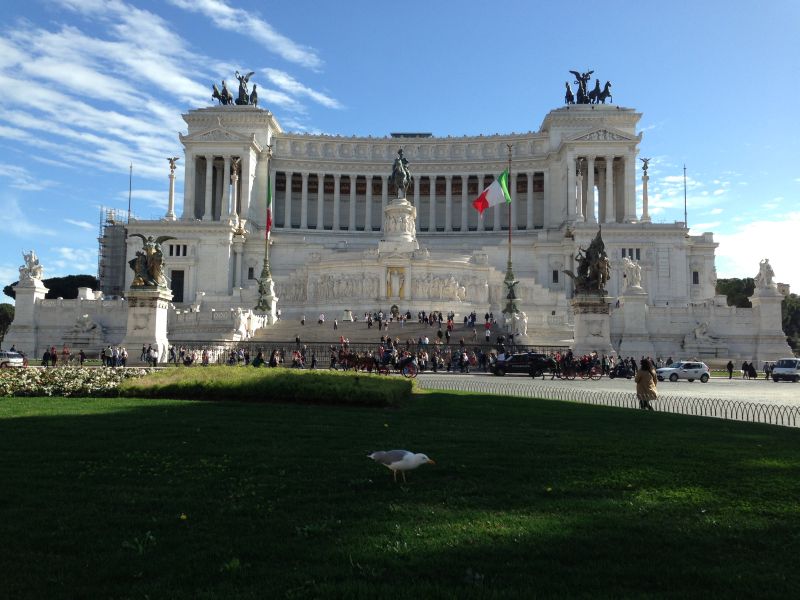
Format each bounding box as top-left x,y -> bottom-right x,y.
415,376 -> 800,428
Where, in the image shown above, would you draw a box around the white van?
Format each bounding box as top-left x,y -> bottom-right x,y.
772,358 -> 800,382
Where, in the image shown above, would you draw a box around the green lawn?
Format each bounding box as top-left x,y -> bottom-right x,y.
1,392 -> 799,599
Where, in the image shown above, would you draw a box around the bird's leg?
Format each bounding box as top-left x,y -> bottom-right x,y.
393,470 -> 397,483
402,471 -> 407,484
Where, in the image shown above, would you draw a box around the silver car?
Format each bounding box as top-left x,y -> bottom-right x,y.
0,351 -> 25,368
656,361 -> 710,383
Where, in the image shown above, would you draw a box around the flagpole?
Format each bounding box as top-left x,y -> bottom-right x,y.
256,145 -> 275,314
506,144 -> 512,269
502,143 -> 518,347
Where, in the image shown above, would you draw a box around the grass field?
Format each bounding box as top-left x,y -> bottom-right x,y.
1,391 -> 799,599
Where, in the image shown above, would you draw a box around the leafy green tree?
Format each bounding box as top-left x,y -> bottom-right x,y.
3,275 -> 99,301
0,303 -> 14,345
715,277 -> 755,308
783,293 -> 800,351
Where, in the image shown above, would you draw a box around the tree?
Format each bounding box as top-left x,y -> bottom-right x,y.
0,303 -> 14,345
718,278 -> 800,351
716,277 -> 755,308
783,293 -> 800,351
3,275 -> 99,301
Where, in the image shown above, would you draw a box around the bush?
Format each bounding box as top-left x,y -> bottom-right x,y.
0,367 -> 151,397
118,366 -> 412,407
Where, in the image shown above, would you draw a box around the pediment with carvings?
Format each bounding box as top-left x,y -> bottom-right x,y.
180,127 -> 255,144
570,128 -> 636,142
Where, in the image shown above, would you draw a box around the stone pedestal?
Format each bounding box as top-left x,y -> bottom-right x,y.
749,286 -> 792,362
378,197 -> 419,254
618,287 -> 655,358
5,278 -> 48,357
255,277 -> 278,325
122,287 -> 173,364
571,293 -> 615,357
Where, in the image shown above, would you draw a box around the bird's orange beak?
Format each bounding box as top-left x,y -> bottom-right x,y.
427,459 -> 436,465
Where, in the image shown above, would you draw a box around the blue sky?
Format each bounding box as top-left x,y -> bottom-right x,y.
1,0 -> 798,296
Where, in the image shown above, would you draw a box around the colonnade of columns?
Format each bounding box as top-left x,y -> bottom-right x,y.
181,154 -> 250,221
567,153 -> 637,224
274,171 -> 547,232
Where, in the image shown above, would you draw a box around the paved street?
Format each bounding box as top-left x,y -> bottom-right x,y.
416,372 -> 800,427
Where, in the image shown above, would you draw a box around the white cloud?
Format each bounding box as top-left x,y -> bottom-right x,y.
715,212 -> 800,292
65,219 -> 96,231
49,246 -> 98,276
263,68 -> 342,109
689,221 -> 721,234
167,0 -> 323,69
0,164 -> 57,191
0,196 -> 57,238
709,208 -> 723,215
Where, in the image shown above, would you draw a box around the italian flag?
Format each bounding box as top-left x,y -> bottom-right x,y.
472,169 -> 511,215
265,173 -> 272,238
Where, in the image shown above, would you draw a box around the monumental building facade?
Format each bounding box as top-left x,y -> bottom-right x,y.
6,89 -> 791,362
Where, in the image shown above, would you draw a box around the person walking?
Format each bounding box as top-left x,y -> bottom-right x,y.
726,360 -> 734,379
635,357 -> 658,411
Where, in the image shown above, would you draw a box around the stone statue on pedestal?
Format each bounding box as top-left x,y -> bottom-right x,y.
389,149 -> 412,199
128,234 -> 176,288
563,229 -> 611,295
621,257 -> 642,289
754,258 -> 776,289
19,250 -> 44,282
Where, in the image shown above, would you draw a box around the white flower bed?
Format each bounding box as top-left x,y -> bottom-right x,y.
0,367 -> 151,398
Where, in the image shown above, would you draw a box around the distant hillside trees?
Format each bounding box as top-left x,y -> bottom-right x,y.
0,303 -> 13,345
717,277 -> 798,351
3,275 -> 99,301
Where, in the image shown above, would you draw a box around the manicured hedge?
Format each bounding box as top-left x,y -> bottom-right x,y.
118,366 -> 412,406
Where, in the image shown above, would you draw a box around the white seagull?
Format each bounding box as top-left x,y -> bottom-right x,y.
368,450 -> 435,482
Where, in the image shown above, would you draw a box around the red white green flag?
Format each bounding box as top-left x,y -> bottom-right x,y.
266,174 -> 272,238
472,169 -> 511,215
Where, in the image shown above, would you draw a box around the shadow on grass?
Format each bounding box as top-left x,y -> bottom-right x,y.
1,394 -> 799,598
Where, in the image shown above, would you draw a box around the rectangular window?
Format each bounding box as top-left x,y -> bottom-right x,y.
552,270 -> 559,284
170,270 -> 184,303
692,271 -> 700,285
248,267 -> 255,280
621,248 -> 626,258
635,248 -> 641,260
168,245 -> 174,257
183,244 -> 187,256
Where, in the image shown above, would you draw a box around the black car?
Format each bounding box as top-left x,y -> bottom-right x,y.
491,352 -> 550,377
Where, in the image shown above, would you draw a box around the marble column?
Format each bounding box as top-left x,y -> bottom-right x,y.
428,176 -> 436,231
413,175 -> 421,232
348,175 -> 357,231
542,168 -> 551,227
641,168 -> 651,222
316,173 -> 325,229
240,152 -> 252,220
444,175 -> 452,231
575,163 -> 584,221
214,160 -> 223,220
624,153 -> 636,222
231,163 -> 240,221
586,156 -> 596,223
299,172 -> 308,229
203,154 -> 213,221
604,155 -> 615,223
380,175 -> 388,231
510,173 -> 518,230
477,174 -> 485,231
566,153 -> 576,221
460,174 -> 468,231
526,172 -> 533,229
181,153 -> 195,220
493,174 -> 501,231
365,175 -> 373,232
283,171 -> 293,229
333,174 -> 341,230
166,164 -> 177,220
221,156 -> 231,217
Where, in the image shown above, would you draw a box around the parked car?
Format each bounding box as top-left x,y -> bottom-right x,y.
491,352 -> 550,377
772,358 -> 800,382
656,360 -> 710,383
0,351 -> 25,368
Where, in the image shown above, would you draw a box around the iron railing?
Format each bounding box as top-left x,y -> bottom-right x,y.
415,377 -> 800,428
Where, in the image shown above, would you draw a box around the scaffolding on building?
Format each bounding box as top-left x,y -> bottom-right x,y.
97,207 -> 128,298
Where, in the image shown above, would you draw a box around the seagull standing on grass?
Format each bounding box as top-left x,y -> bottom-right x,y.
368,450 -> 435,482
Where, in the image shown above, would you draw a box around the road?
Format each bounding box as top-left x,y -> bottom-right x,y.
415,372 -> 800,427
